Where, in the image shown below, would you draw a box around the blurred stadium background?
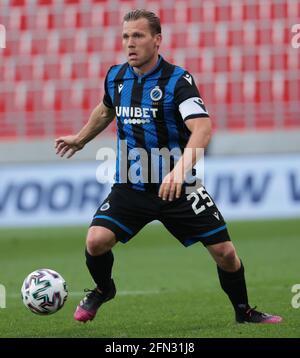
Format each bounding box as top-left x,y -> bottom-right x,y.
0,0 -> 300,338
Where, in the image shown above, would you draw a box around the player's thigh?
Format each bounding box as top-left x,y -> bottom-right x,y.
90,184 -> 157,244
160,186 -> 231,247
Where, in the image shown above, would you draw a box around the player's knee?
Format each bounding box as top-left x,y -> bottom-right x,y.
216,246 -> 240,271
211,243 -> 237,263
220,247 -> 237,264
86,226 -> 116,256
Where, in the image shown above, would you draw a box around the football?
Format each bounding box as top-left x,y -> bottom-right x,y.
21,269 -> 68,315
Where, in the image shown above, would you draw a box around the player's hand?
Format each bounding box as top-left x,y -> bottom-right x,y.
158,169 -> 184,201
55,135 -> 84,158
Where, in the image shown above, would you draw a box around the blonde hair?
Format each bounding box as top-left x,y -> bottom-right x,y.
123,9 -> 161,35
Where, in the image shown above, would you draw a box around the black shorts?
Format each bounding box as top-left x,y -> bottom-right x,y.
90,184 -> 231,247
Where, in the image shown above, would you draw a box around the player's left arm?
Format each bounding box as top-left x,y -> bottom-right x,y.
159,71 -> 211,201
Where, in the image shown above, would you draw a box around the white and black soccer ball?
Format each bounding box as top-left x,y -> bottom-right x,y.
21,269 -> 68,315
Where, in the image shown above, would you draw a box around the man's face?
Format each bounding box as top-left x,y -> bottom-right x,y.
122,18 -> 162,69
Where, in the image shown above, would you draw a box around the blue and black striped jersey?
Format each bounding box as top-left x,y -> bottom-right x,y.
103,55 -> 209,191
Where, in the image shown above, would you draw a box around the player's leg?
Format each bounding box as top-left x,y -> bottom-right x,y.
206,241 -> 249,320
161,186 -> 282,324
205,241 -> 240,272
206,240 -> 282,323
74,226 -> 117,323
75,184 -> 157,322
85,226 -> 117,295
87,225 -> 117,256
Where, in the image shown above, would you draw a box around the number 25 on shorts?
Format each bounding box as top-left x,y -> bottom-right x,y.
187,187 -> 214,215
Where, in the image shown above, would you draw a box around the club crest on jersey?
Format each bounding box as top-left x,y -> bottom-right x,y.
150,86 -> 163,102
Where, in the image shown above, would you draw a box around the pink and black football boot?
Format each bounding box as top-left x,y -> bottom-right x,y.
74,279 -> 116,323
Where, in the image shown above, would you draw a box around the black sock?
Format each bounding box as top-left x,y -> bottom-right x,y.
85,248 -> 114,294
217,261 -> 249,312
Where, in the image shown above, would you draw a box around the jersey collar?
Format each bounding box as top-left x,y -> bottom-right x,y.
128,55 -> 164,82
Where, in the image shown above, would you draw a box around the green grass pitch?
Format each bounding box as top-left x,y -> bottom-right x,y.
0,219 -> 299,338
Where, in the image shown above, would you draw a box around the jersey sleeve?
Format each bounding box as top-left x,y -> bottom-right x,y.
102,69 -> 114,108
174,71 -> 209,121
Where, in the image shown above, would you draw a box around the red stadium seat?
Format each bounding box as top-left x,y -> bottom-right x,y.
71,61 -> 89,80
43,61 -> 61,80
243,4 -> 259,20
38,0 -> 53,5
0,0 -> 298,139
87,33 -> 106,53
11,0 -> 26,6
65,0 -> 81,4
1,92 -> 15,113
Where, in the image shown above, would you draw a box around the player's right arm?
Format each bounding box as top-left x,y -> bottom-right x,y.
55,102 -> 116,158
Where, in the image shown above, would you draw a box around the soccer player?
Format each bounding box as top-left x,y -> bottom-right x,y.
55,10 -> 282,324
